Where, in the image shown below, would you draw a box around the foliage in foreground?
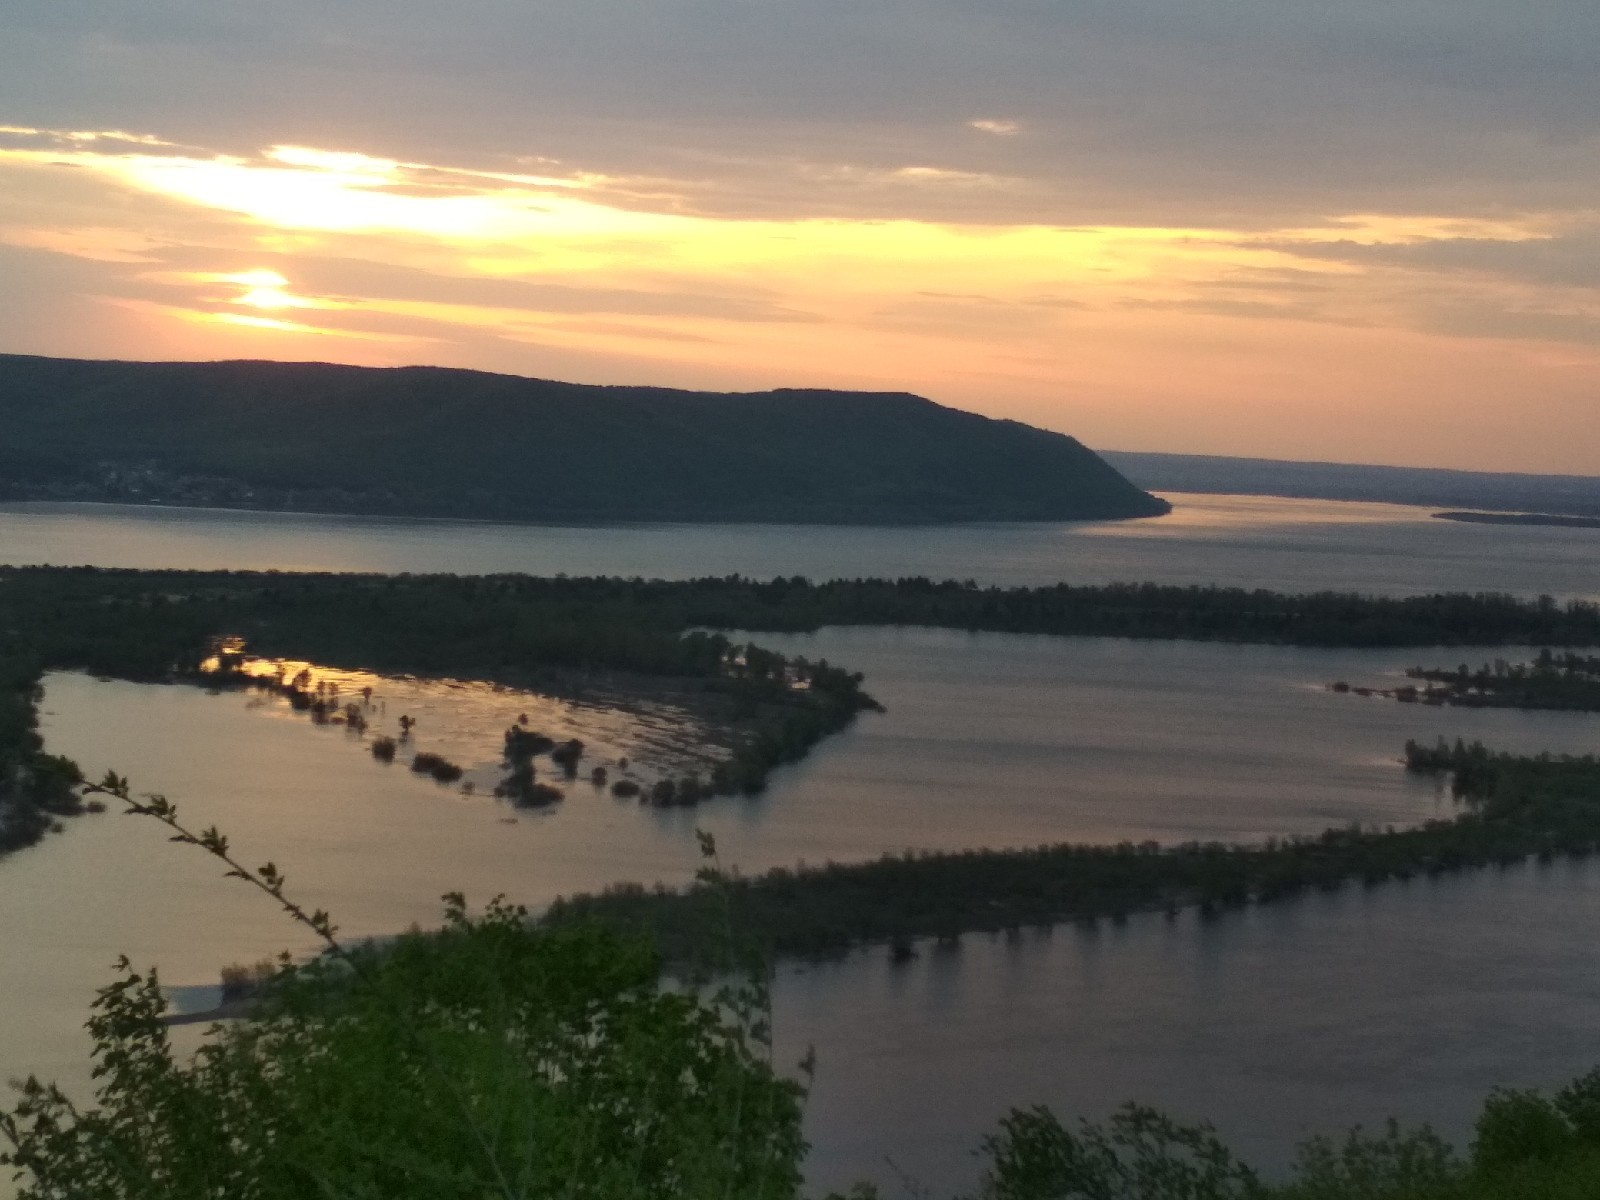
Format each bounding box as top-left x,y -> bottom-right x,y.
1,898 -> 806,1200
1,782 -> 806,1200
12,914 -> 1600,1200
967,1078 -> 1600,1200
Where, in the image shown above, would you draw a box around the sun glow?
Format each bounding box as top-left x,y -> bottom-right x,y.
264,145 -> 400,177
148,304 -> 419,343
215,269 -> 290,289
211,312 -> 321,333
0,143 -> 666,243
235,285 -> 317,311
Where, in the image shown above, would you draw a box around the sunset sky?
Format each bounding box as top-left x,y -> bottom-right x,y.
4,2 -> 1600,473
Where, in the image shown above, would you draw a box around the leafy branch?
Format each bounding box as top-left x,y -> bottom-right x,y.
79,772 -> 523,1200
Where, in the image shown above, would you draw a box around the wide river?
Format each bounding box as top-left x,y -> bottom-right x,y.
3,494 -> 1599,1194
1,491 -> 1598,599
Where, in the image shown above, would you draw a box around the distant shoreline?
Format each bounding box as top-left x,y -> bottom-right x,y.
1102,449 -> 1600,519
0,497 -> 1162,532
1434,510 -> 1600,530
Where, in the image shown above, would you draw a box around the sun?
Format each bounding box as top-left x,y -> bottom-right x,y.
236,286 -> 304,310
213,269 -> 317,311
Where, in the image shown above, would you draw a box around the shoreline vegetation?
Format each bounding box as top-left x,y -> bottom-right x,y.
1332,650 -> 1600,713
543,740 -> 1600,963
183,737 -> 1600,1010
6,567 -> 1600,652
0,659 -> 91,854
5,565 -> 1600,854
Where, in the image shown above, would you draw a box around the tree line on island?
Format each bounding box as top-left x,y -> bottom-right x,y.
5,569 -> 1599,673
1331,649 -> 1600,712
544,739 -> 1600,963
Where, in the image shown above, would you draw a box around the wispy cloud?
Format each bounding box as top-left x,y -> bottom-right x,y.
967,119 -> 1020,137
0,225 -> 167,263
0,125 -> 174,147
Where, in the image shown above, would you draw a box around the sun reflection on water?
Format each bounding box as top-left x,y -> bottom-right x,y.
211,655 -> 727,807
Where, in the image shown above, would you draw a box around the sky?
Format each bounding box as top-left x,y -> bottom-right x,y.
3,1 -> 1599,473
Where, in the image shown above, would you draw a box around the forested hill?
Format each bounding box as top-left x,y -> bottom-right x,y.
0,355 -> 1168,524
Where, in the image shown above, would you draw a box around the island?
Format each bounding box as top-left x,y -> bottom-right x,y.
1434,510 -> 1600,530
543,737 -> 1600,962
1331,650 -> 1600,712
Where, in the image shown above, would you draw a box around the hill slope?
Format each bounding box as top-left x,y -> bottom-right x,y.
0,355 -> 1166,524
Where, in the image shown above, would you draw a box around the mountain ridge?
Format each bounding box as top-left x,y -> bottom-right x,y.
0,354 -> 1168,525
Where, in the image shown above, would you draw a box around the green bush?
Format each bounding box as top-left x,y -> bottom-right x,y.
1554,1068 -> 1600,1143
974,1104 -> 1263,1200
1281,1122 -> 1459,1200
1,899 -> 805,1200
1472,1088 -> 1575,1173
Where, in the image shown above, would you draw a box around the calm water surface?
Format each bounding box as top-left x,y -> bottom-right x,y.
780,862 -> 1600,1192
2,492 -> 1598,598
5,627 -> 1599,1193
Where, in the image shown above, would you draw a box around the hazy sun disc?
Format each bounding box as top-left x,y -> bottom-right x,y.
235,286 -> 314,311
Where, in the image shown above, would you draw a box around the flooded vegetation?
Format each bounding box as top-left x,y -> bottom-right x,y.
409,751 -> 464,783
0,659 -> 85,854
197,650 -> 726,804
1331,649 -> 1600,712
